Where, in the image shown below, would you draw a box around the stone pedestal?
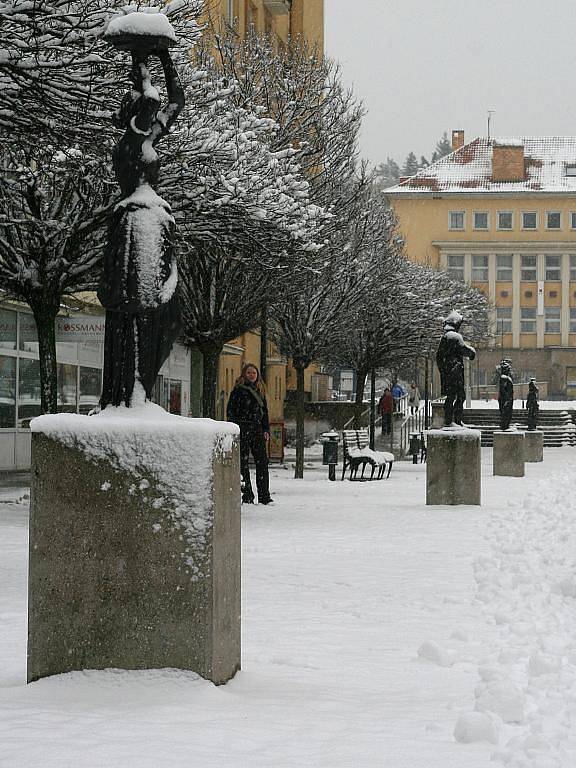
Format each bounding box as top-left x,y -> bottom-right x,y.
426,428 -> 481,505
493,430 -> 524,476
28,407 -> 240,685
524,430 -> 543,462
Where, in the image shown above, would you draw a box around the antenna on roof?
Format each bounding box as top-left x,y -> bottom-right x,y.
487,110 -> 495,140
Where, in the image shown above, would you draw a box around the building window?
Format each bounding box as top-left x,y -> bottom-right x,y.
57,363 -> 77,413
570,308 -> 576,333
496,254 -> 513,281
473,211 -> 488,230
0,355 -> 16,428
18,357 -> 41,427
79,367 -> 101,415
522,211 -> 537,230
227,0 -> 234,22
570,254 -> 576,280
0,308 -> 17,351
497,211 -> 513,230
448,211 -> 465,231
566,165 -> 576,176
446,254 -> 464,281
471,254 -> 488,281
545,254 -> 561,281
521,307 -> 537,333
546,211 -> 562,230
521,254 -> 537,281
496,306 -> 512,334
545,306 -> 561,334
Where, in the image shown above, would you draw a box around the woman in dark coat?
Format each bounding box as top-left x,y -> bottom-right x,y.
227,363 -> 272,505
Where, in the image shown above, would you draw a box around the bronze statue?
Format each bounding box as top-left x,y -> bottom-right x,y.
99,18 -> 185,408
498,359 -> 514,431
436,311 -> 476,427
526,377 -> 539,431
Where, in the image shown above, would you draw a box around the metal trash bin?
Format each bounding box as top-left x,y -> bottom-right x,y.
320,430 -> 339,481
409,432 -> 421,464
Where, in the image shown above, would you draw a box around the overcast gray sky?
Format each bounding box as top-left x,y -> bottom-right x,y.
325,0 -> 576,169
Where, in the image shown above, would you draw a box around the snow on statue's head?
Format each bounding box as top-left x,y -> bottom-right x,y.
443,310 -> 463,332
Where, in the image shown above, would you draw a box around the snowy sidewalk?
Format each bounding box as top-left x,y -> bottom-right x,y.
1,451 -> 576,766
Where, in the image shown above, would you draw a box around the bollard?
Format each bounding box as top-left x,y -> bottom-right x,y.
321,431 -> 339,481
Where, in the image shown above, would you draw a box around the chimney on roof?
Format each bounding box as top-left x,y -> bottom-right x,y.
452,130 -> 465,152
492,141 -> 525,182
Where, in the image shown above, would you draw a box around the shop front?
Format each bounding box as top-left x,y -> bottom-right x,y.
0,306 -> 191,470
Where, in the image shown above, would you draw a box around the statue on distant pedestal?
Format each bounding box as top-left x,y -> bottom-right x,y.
436,310 -> 476,427
498,359 -> 514,431
526,377 -> 539,431
99,12 -> 185,409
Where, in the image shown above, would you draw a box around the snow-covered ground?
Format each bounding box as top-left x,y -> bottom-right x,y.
2,450 -> 576,767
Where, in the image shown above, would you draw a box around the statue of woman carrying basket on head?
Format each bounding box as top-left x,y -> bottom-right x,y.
99,11 -> 185,408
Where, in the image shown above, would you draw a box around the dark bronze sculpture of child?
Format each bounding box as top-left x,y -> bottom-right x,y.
498,359 -> 514,431
436,311 -> 476,427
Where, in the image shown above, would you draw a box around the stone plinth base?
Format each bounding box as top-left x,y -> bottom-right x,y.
426,428 -> 481,505
524,430 -> 543,462
493,430 -> 524,476
28,406 -> 240,685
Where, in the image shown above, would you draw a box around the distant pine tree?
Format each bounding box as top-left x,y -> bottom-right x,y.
434,131 -> 452,159
374,157 -> 401,189
402,151 -> 419,177
419,155 -> 429,169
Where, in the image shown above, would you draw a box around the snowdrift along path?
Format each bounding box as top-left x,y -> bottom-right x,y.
1,449 -> 576,767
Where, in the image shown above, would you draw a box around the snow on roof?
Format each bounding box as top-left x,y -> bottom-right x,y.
386,137 -> 576,194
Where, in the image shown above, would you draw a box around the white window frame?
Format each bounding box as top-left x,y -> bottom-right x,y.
496,253 -> 513,281
521,211 -> 538,230
471,254 -> 488,282
497,211 -> 513,231
545,254 -> 561,281
570,254 -> 576,281
473,211 -> 489,231
520,253 -> 537,281
520,307 -> 537,334
448,211 -> 465,231
546,211 -> 562,230
496,306 -> 512,334
570,307 -> 576,333
544,306 -> 561,334
446,253 -> 465,282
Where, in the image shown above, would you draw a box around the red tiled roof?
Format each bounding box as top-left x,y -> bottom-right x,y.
386,137 -> 576,194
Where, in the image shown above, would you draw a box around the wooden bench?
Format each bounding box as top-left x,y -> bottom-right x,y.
341,429 -> 394,481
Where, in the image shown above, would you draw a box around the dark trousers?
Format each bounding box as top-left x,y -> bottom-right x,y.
239,424 -> 270,502
381,413 -> 392,435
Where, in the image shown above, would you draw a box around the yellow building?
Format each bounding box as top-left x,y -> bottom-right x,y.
386,132 -> 576,397
200,0 -> 325,422
202,0 -> 324,48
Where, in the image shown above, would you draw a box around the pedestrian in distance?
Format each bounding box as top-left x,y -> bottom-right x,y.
392,382 -> 404,414
408,382 -> 420,415
226,363 -> 273,505
378,387 -> 393,435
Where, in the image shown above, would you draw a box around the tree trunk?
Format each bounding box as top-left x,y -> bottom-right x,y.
294,363 -> 306,479
353,367 -> 367,429
200,343 -> 223,420
30,299 -> 59,414
369,367 -> 376,449
260,304 -> 267,385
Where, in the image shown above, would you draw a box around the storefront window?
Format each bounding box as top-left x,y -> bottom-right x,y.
170,380 -> 182,414
19,313 -> 38,353
18,358 -> 41,427
0,309 -> 17,350
79,366 -> 101,414
57,363 -> 77,412
0,356 -> 16,428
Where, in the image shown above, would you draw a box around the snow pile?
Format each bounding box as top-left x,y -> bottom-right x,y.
31,403 -> 238,580
457,468 -> 576,765
106,10 -> 177,42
